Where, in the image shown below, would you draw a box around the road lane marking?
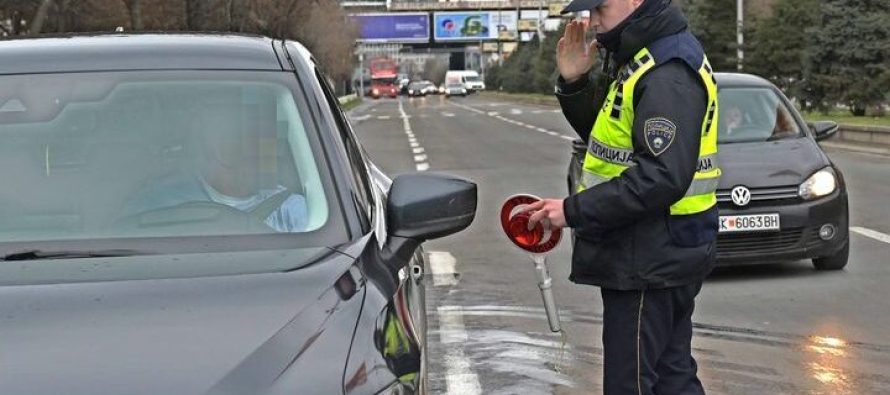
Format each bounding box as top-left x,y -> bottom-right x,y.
377,115 -> 391,120
449,101 -> 574,146
438,306 -> 482,395
428,251 -> 458,286
510,108 -> 523,115
351,114 -> 371,122
851,227 -> 890,245
399,99 -> 430,172
442,112 -> 456,117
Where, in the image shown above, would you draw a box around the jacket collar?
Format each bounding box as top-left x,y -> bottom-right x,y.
596,0 -> 688,68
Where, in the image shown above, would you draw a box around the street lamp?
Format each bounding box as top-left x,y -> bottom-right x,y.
737,0 -> 744,70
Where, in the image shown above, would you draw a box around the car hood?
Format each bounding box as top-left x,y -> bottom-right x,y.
717,137 -> 829,189
0,248 -> 365,395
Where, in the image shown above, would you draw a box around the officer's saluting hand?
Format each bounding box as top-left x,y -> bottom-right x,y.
526,1 -> 721,394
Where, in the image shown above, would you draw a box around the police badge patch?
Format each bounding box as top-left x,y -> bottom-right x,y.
644,117 -> 677,156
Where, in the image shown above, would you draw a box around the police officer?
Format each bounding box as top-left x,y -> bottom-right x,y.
525,0 -> 719,393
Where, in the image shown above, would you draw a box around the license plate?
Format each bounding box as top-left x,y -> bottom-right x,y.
719,214 -> 781,233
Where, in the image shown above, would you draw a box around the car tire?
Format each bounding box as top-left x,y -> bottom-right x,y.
813,241 -> 849,271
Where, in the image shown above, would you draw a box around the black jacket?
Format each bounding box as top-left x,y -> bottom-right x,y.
558,4 -> 718,290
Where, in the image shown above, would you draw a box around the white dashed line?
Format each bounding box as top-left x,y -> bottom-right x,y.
377,115 -> 391,120
560,135 -> 576,141
351,114 -> 371,122
851,227 -> 890,245
442,112 -> 456,117
547,131 -> 559,136
510,108 -> 523,115
438,307 -> 482,395
525,125 -> 537,130
429,250 -> 481,395
399,99 -> 430,172
428,251 -> 458,287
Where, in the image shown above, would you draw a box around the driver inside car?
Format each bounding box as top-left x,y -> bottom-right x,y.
122,95 -> 308,233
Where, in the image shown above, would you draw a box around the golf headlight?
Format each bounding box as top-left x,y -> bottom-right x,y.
462,88 -> 467,93
799,167 -> 837,200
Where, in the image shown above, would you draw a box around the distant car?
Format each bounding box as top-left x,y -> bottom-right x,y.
445,70 -> 485,92
0,33 -> 478,394
419,81 -> 438,95
444,83 -> 467,97
568,73 -> 849,270
438,85 -> 446,94
407,81 -> 435,97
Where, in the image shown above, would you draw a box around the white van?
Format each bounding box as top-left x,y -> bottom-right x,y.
445,70 -> 485,92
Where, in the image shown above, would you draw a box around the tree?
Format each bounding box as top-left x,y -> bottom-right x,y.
745,0 -> 818,103
805,0 -> 890,115
685,0 -> 738,71
499,38 -> 539,93
532,23 -> 567,94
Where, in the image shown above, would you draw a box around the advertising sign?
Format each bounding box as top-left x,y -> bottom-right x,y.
433,11 -> 517,41
518,19 -> 538,32
352,13 -> 430,43
549,3 -> 567,17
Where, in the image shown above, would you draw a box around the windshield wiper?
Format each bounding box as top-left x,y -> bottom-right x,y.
1,249 -> 144,261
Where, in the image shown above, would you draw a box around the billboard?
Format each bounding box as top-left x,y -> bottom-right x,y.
352,13 -> 430,43
433,11 -> 517,42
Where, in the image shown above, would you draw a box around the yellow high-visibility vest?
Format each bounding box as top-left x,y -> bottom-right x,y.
578,47 -> 721,216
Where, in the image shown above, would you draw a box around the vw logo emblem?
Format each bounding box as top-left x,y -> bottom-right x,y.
731,186 -> 752,207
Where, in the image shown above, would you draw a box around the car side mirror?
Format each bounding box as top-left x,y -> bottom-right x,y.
811,121 -> 839,141
382,173 -> 477,261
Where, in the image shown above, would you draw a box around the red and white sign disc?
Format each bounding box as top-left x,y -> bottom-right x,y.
500,194 -> 562,254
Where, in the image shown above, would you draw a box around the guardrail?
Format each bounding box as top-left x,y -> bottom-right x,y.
338,94 -> 358,105
830,124 -> 890,146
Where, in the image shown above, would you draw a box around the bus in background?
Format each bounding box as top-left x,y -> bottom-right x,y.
369,57 -> 398,99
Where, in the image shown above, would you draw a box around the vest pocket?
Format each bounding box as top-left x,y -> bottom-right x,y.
666,208 -> 718,248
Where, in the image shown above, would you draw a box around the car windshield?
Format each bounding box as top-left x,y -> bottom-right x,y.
717,87 -> 803,144
465,76 -> 481,82
0,71 -> 339,251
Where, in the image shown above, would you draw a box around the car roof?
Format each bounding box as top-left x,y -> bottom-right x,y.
714,72 -> 775,88
0,33 -> 284,75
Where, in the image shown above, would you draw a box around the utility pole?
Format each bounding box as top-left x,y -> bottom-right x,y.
737,0 -> 744,70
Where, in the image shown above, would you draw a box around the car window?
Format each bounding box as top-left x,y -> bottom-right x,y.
314,70 -> 374,227
0,71 -> 338,245
717,87 -> 803,144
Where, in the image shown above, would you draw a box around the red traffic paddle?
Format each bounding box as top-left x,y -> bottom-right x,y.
500,194 -> 562,255
499,194 -> 563,332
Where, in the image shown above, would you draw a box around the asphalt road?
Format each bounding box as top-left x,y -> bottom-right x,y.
349,94 -> 890,395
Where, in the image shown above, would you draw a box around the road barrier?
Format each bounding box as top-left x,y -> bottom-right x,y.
338,94 -> 358,105
830,124 -> 890,147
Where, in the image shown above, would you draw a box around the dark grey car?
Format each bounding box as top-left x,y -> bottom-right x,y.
0,33 -> 476,395
569,73 -> 848,271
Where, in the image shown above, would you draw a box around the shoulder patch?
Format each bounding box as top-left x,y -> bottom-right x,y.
644,117 -> 677,156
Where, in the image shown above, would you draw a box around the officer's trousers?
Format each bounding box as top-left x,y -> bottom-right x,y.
600,281 -> 706,395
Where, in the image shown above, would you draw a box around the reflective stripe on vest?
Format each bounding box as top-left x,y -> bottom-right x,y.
578,48 -> 721,216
